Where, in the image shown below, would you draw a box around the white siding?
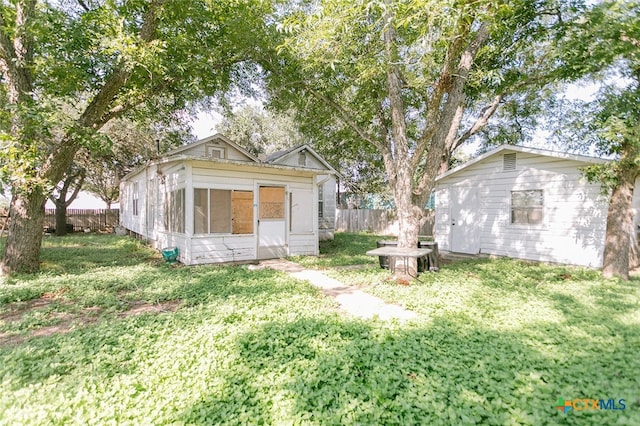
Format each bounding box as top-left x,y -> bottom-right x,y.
119,170 -> 147,237
318,174 -> 336,241
121,157 -> 322,265
435,151 -> 609,267
289,234 -> 318,255
155,232 -> 189,263
274,151 -> 326,170
191,166 -> 309,187
179,141 -> 254,162
190,235 -> 256,264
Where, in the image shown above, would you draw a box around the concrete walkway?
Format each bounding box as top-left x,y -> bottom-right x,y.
256,259 -> 417,321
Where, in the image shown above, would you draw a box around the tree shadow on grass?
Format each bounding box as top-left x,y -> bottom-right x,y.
176,314 -> 638,425
0,267 -> 312,390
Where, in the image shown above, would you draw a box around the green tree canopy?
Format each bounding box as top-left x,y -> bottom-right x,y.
216,105 -> 306,155
0,0 -> 276,274
264,0 -> 577,277
550,0 -> 640,279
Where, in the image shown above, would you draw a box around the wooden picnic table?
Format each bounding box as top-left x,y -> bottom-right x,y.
366,246 -> 432,276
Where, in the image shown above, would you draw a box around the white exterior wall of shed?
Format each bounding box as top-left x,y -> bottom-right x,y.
435,151 -> 611,267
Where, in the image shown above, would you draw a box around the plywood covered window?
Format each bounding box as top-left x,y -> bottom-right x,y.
194,188 -> 253,234
164,188 -> 185,233
511,190 -> 543,225
259,187 -> 285,219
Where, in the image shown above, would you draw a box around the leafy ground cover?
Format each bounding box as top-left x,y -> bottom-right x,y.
0,233 -> 639,425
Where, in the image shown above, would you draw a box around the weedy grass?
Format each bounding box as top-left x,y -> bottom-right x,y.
0,233 -> 639,425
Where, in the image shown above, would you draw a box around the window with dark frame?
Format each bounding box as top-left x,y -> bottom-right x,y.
132,182 -> 139,216
511,190 -> 543,225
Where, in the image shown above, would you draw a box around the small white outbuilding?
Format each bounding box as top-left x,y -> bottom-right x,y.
119,134 -> 337,265
434,145 -> 640,268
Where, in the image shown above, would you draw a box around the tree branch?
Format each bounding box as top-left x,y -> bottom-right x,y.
410,19 -> 474,172
0,1 -> 35,105
78,0 -> 164,129
384,7 -> 410,167
77,0 -> 91,13
303,85 -> 383,151
64,172 -> 86,209
452,94 -> 504,150
42,0 -> 165,188
414,22 -> 491,197
621,34 -> 640,49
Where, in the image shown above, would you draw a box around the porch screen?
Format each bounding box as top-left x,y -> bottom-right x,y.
164,188 -> 185,233
194,189 -> 253,234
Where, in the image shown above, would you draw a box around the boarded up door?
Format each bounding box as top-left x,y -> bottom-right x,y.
258,186 -> 287,259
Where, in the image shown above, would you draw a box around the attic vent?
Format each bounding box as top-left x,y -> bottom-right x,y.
206,144 -> 225,159
503,153 -> 516,171
298,152 -> 307,166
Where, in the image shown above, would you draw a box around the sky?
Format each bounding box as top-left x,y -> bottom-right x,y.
44,192 -> 119,210
191,110 -> 224,140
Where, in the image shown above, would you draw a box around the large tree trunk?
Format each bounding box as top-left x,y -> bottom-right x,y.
393,178 -> 422,279
602,169 -> 636,280
2,141 -> 80,274
52,170 -> 84,236
0,1 -> 162,275
1,190 -> 47,275
55,200 -> 69,236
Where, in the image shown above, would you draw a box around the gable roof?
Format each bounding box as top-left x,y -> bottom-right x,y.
266,144 -> 339,174
164,133 -> 259,162
437,145 -> 609,181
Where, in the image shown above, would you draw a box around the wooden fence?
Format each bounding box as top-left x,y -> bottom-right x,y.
44,209 -> 120,233
335,208 -> 434,236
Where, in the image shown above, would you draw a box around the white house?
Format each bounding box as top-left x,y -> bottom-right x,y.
265,145 -> 338,241
434,145 -> 640,268
119,134 -> 337,265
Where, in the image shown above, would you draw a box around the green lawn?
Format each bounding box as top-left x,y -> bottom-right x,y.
1,233 -> 639,425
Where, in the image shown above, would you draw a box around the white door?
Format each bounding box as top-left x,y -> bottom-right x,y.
450,187 -> 481,254
258,186 -> 287,259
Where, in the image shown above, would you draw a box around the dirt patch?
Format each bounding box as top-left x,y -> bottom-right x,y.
0,298 -> 181,347
118,300 -> 182,317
